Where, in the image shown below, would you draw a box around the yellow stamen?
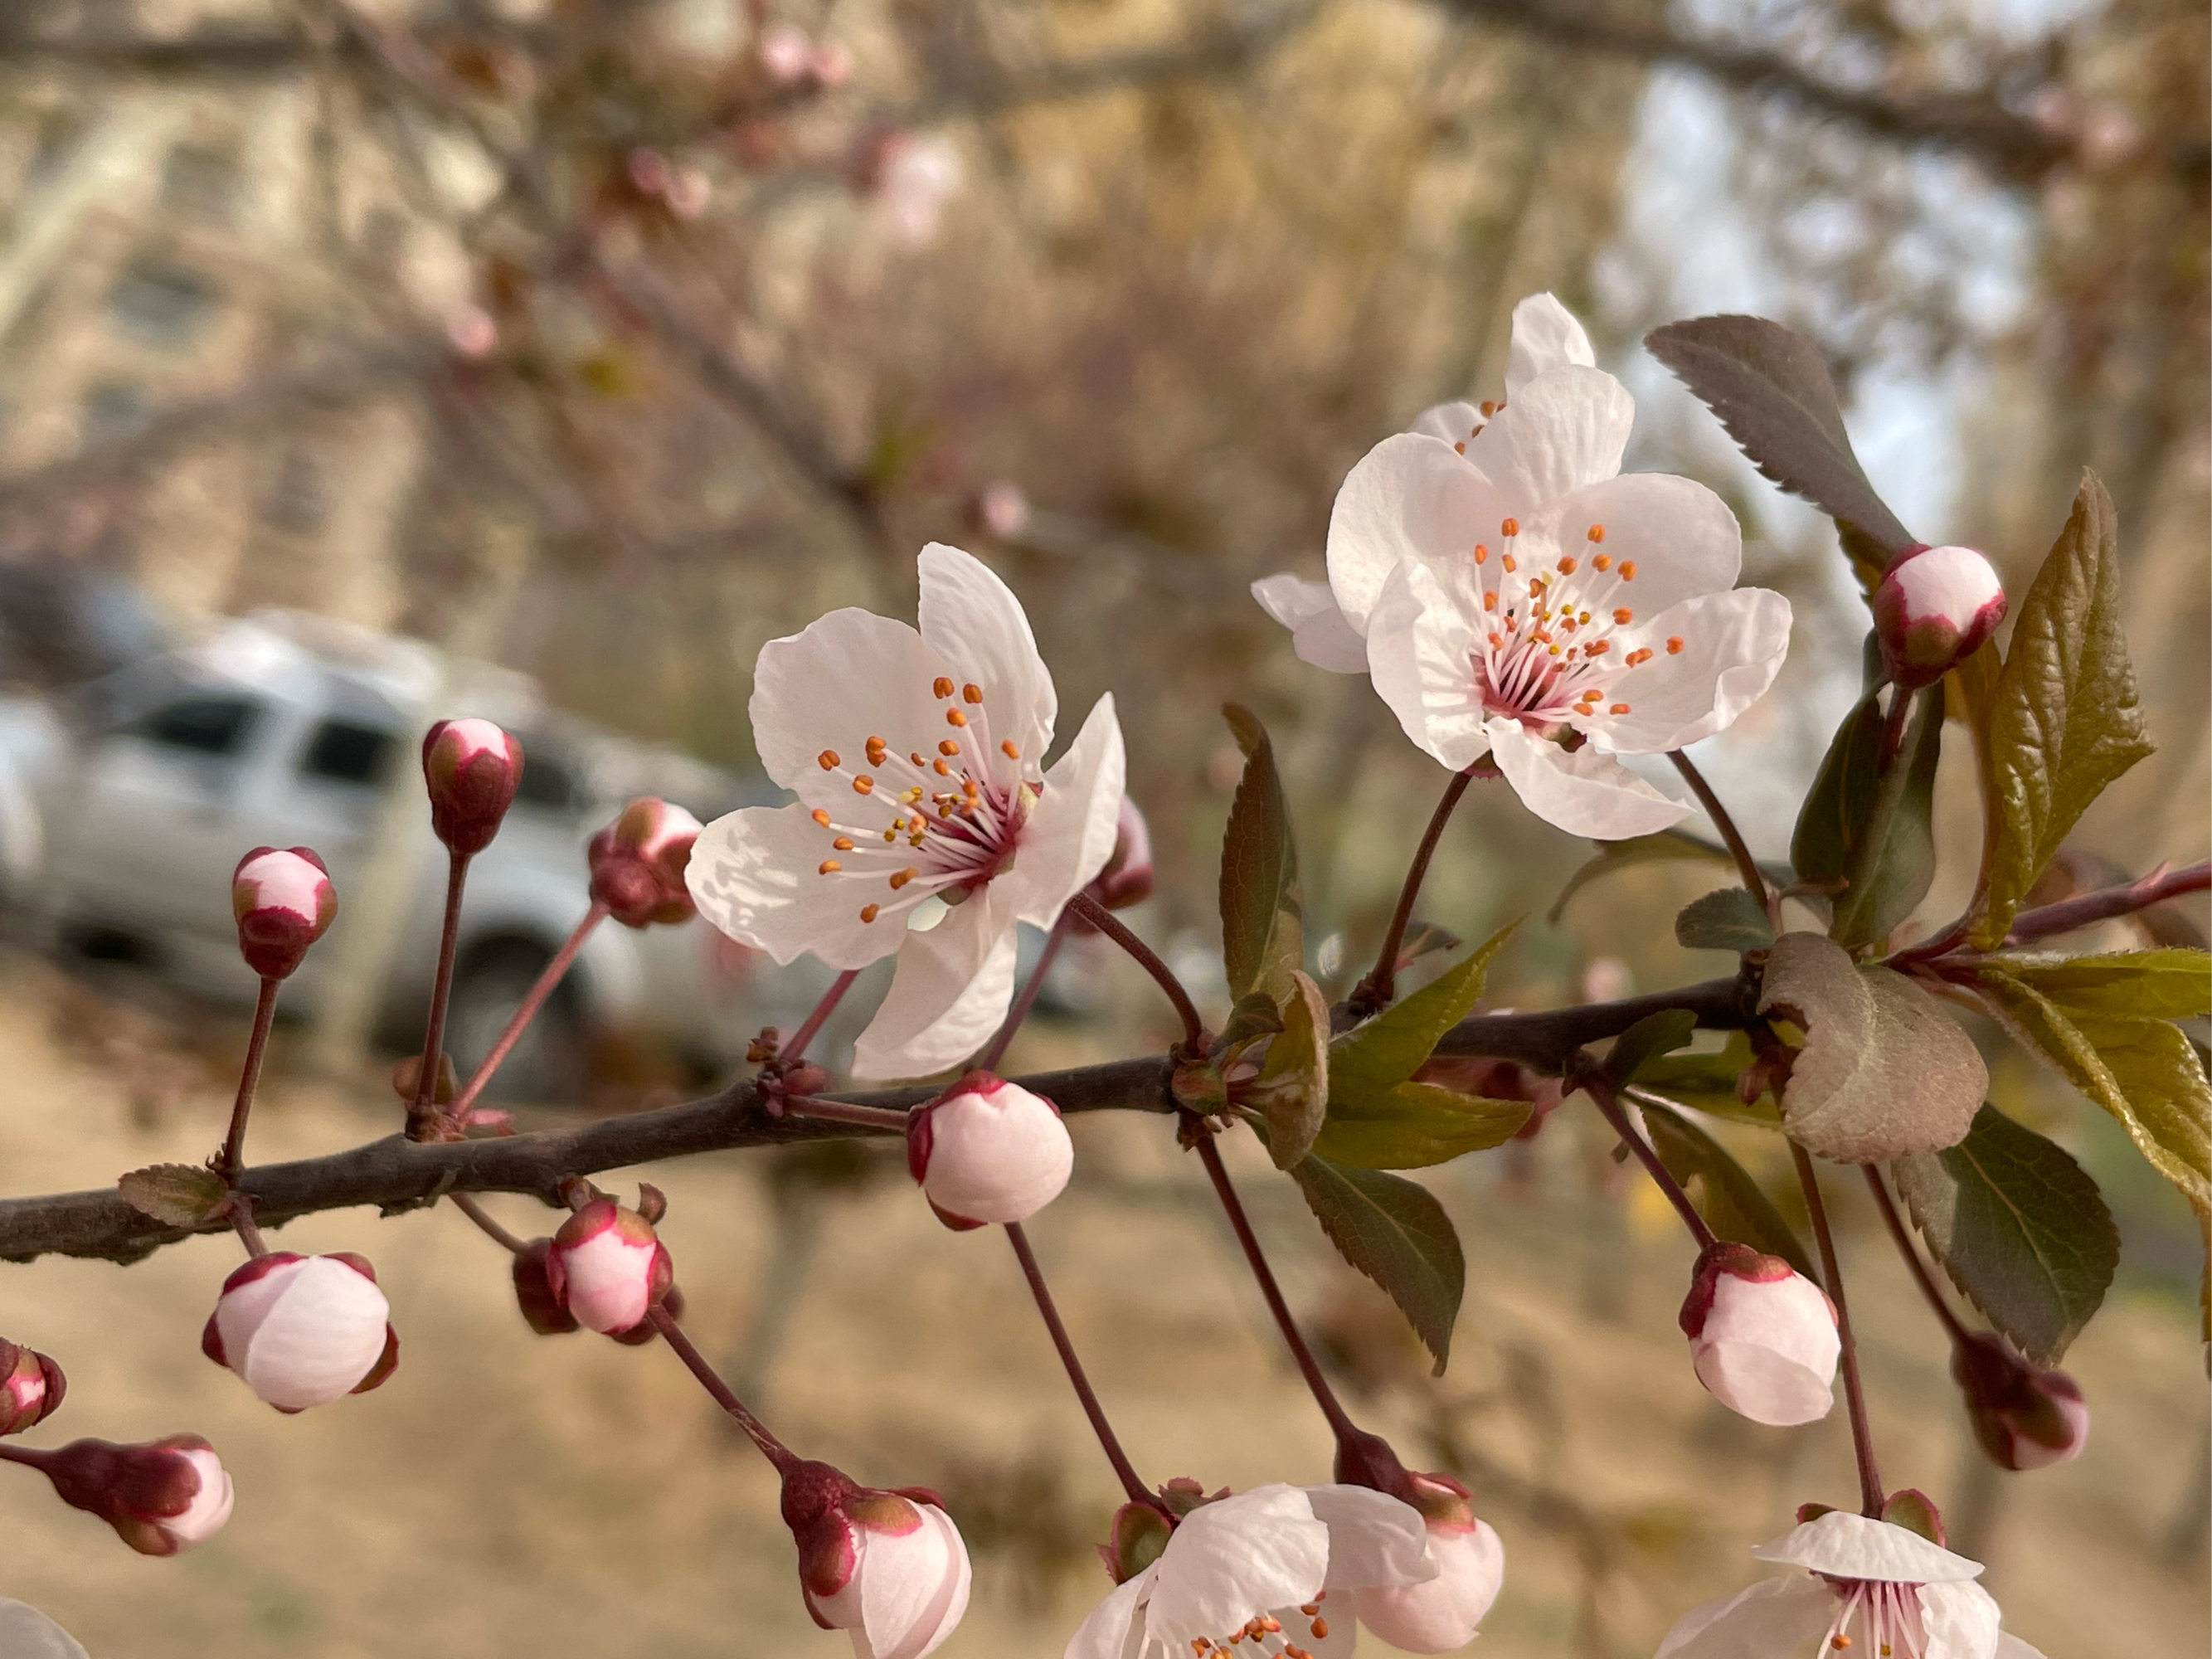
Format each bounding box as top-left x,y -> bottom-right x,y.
962,683 -> 984,703
859,903 -> 878,922
818,859 -> 841,873
932,676 -> 954,698
817,750 -> 840,771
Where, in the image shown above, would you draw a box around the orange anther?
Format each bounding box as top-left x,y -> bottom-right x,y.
833,837 -> 854,851
859,903 -> 878,922
853,776 -> 873,795
1611,702 -> 1631,715
1667,635 -> 1685,654
1299,1606 -> 1320,1618
946,709 -> 968,727
1454,440 -> 1466,454
1619,560 -> 1636,579
933,759 -> 951,776
1501,517 -> 1519,538
1501,552 -> 1518,573
1001,739 -> 1020,759
962,683 -> 984,703
890,868 -> 918,889
1480,400 -> 1498,416
818,859 -> 841,874
1613,607 -> 1634,625
932,676 -> 954,698
1586,640 -> 1610,655
1587,523 -> 1606,542
1474,543 -> 1489,565
1310,1618 -> 1330,1639
1558,556 -> 1578,574
817,750 -> 840,771
1482,591 -> 1499,611
811,808 -> 831,826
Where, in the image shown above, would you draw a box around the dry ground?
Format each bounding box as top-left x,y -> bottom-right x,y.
0,958 -> 2203,1658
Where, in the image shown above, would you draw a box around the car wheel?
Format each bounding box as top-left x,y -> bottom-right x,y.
445,938 -> 586,1105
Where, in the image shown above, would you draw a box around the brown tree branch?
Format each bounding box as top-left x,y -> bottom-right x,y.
0,977 -> 1752,1266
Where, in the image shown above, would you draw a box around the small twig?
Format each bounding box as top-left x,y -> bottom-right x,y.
1350,766 -> 1474,1015
216,978 -> 282,1186
1004,1222 -> 1158,1511
1791,1141 -> 1883,1515
407,851 -> 472,1136
450,1191 -> 530,1257
647,1304 -> 800,1475
1573,1066 -> 1717,1251
782,1097 -> 911,1131
1667,751 -> 1772,923
1070,893 -> 1204,1053
229,1193 -> 270,1258
444,902 -> 607,1127
780,970 -> 860,1071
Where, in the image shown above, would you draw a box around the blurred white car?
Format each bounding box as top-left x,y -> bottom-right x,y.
0,610 -> 786,1099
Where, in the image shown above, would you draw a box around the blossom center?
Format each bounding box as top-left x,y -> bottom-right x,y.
1820,1577 -> 1929,1657
808,674 -> 1036,926
1465,519 -> 1685,732
1184,1590 -> 1332,1658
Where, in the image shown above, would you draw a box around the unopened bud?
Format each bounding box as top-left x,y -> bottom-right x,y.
0,1339 -> 65,1435
1952,1330 -> 2089,1472
231,847 -> 336,980
1084,797 -> 1154,913
1680,1241 -> 1840,1427
1331,1426 -> 1505,1652
905,1071 -> 1072,1230
546,1196 -> 674,1335
975,480 -> 1030,539
202,1253 -> 399,1413
511,1239 -> 580,1335
1872,542 -> 2007,690
589,797 -> 703,927
758,22 -> 812,83
421,718 -> 524,855
32,1435 -> 234,1555
782,1459 -> 972,1659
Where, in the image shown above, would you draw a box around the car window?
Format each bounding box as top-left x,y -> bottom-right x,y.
513,742 -> 578,814
299,719 -> 396,787
134,695 -> 258,757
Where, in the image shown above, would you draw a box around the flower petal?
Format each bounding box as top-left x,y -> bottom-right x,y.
1252,575 -> 1371,673
1326,433 -> 1492,633
1751,1511 -> 1985,1584
916,542 -> 1057,768
750,609 -> 947,805
851,885 -> 1020,1079
1353,1517 -> 1505,1653
1367,562 -> 1495,771
1652,1574 -> 1835,1659
1691,1269 -> 1840,1426
687,802 -> 903,971
858,1502 -> 972,1659
1301,1484 -> 1437,1591
1466,364 -> 1631,508
0,1601 -> 87,1659
1584,589 -> 1793,755
1144,1486 -> 1329,1650
1411,399 -> 1485,448
1014,693 -> 1126,927
1531,470 -> 1743,620
1993,1635 -> 2050,1659
1485,718 -> 1688,839
1918,1581 -> 2003,1659
1505,291 -> 1597,394
1065,1570 -> 1155,1659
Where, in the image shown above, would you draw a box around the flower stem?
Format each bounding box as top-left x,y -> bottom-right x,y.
1863,1164 -> 1971,1345
1667,750 -> 1772,922
1005,1223 -> 1156,1508
444,902 -> 606,1126
1193,1131 -> 1361,1445
450,1190 -> 530,1256
217,977 -> 281,1186
782,1097 -> 910,1131
407,850 -> 472,1137
977,908 -> 1072,1074
646,1303 -> 800,1475
1350,766 -> 1474,1015
1791,1141 -> 1884,1515
229,1194 -> 270,1259
780,969 -> 860,1069
1069,893 -> 1204,1053
1581,1071 -> 1717,1251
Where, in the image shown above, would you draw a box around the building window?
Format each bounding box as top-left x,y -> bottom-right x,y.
106,259 -> 219,348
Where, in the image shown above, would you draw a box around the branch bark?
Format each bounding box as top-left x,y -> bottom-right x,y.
0,977 -> 1749,1266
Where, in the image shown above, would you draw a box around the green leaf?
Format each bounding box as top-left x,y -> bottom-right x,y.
1644,314 -> 1916,560
1330,922 -> 1520,1103
1604,1009 -> 1699,1088
1170,1060 -> 1228,1114
1251,971 -> 1329,1170
1638,1034 -> 1782,1126
1218,705 -> 1303,1002
1976,967 -> 2212,1219
1288,1153 -> 1465,1373
1675,887 -> 1775,952
1757,932 -> 1986,1160
117,1164 -> 229,1228
1548,828 -> 1777,925
1214,990 -> 1286,1059
1983,949 -> 2212,1022
1890,1105 -> 2119,1365
1792,690 -> 1884,888
1830,686 -> 1944,951
1974,475 -> 2156,947
1640,1101 -> 1815,1277
1310,1082 -> 1529,1170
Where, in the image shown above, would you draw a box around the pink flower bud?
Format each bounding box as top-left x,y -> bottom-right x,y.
0,1338 -> 65,1435
231,847 -> 336,980
1086,797 -> 1155,913
1353,1472 -> 1505,1653
511,1239 -> 581,1336
545,1198 -> 674,1335
1952,1331 -> 2089,1471
446,305 -> 498,360
905,1071 -> 1073,1229
588,797 -> 704,927
812,40 -> 853,85
758,22 -> 813,83
976,480 -> 1030,539
33,1434 -> 234,1555
1680,1241 -> 1840,1426
783,1460 -> 972,1659
421,718 -> 524,855
201,1253 -> 399,1413
1871,542 -> 2007,690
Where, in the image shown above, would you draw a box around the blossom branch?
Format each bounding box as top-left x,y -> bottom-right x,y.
442,903 -> 607,1129
778,970 -> 862,1072
1004,1223 -> 1157,1509
1791,1141 -> 1884,1515
406,852 -> 472,1139
216,979 -> 281,1187
1068,893 -> 1207,1053
1350,766 -> 1475,1016
449,1192 -> 530,1258
645,1305 -> 800,1475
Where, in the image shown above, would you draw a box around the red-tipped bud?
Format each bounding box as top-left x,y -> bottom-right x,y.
905,1071 -> 1072,1230
202,1253 -> 398,1412
1329,1427 -> 1504,1650
231,847 -> 336,980
1680,1241 -> 1840,1427
0,1338 -> 65,1435
1952,1331 -> 2089,1472
421,718 -> 524,854
511,1240 -> 581,1335
545,1198 -> 673,1335
782,1459 -> 972,1659
1087,797 -> 1155,912
32,1435 -> 234,1556
588,797 -> 703,927
1871,542 -> 2007,690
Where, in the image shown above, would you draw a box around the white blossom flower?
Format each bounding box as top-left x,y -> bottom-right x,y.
1250,291 -> 1596,674
0,1599 -> 86,1659
1067,1483 -> 1437,1659
1655,1511 -> 2048,1659
877,134 -> 964,249
688,543 -> 1124,1079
